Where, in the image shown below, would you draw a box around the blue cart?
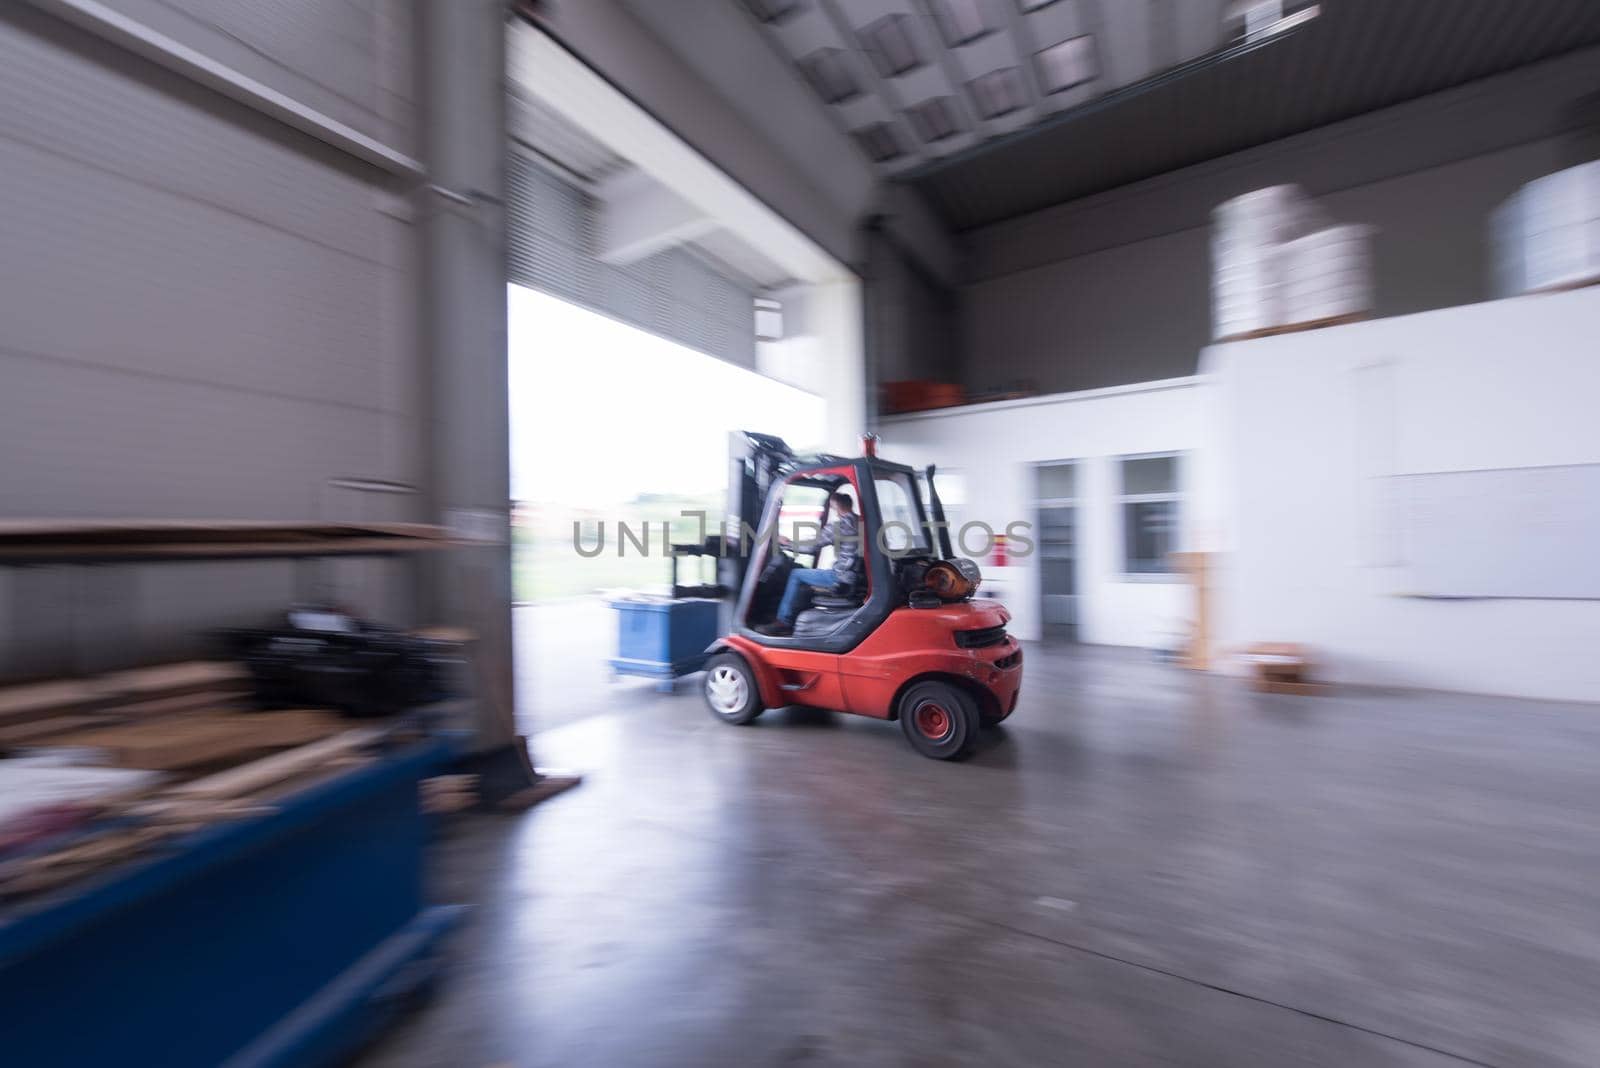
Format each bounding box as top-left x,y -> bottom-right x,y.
608,595 -> 721,692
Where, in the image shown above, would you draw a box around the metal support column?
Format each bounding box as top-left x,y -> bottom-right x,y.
419,0 -> 516,751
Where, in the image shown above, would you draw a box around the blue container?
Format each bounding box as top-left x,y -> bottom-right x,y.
608,596 -> 721,692
0,738 -> 463,1068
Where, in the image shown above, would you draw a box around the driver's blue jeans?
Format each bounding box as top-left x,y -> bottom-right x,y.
777,568 -> 837,624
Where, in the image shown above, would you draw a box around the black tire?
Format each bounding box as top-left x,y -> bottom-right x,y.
898,680 -> 980,760
703,652 -> 764,725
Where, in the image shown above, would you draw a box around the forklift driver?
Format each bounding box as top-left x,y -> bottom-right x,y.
757,488 -> 862,637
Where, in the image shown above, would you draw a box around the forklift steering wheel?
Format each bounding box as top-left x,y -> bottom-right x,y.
759,551 -> 794,584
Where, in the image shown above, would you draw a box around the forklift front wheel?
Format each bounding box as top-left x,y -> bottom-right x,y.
704,653 -> 764,725
898,680 -> 979,761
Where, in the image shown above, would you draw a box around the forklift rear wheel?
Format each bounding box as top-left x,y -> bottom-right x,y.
898,681 -> 979,760
704,653 -> 764,725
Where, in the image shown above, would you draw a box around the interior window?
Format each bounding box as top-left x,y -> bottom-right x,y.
874,474 -> 930,555
1119,453 -> 1182,574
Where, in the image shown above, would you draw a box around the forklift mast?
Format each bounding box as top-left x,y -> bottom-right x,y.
720,430 -> 796,599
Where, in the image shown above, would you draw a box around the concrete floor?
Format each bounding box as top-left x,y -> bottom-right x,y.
359,637 -> 1600,1068
513,599 -> 627,734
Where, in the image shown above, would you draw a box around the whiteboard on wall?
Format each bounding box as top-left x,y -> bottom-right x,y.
1395,463 -> 1600,599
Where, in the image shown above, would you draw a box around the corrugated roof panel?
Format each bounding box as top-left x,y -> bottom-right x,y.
904,0 -> 1600,229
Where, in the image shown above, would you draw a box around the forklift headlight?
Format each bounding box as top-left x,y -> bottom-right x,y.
954,624 -> 1007,649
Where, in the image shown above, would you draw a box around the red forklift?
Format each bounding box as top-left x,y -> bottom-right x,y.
702,432 -> 1021,760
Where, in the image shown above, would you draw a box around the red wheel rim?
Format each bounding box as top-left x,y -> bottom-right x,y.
914,702 -> 952,741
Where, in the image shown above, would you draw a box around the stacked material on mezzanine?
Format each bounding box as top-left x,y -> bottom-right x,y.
1493,160 -> 1600,297
1211,185 -> 1375,341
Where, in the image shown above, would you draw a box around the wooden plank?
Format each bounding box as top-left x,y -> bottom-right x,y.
421,774 -> 479,815
25,826 -> 168,869
0,680 -> 102,727
104,690 -> 248,720
96,661 -> 244,698
2,663 -> 245,728
0,519 -> 448,540
0,827 -> 171,899
1218,312 -> 1365,342
499,771 -> 582,811
0,537 -> 453,563
164,728 -> 383,802
0,714 -> 115,747
410,625 -> 477,644
1171,551 -> 1213,672
1254,679 -> 1333,696
41,711 -> 344,771
1535,274 -> 1600,294
0,520 -> 456,564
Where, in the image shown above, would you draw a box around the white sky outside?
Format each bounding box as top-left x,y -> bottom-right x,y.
508,284 -> 826,506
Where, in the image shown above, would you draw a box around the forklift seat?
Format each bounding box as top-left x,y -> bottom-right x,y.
792,587 -> 865,639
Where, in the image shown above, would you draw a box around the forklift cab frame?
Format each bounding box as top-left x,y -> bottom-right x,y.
706,433 -> 1022,760
734,455 -> 933,655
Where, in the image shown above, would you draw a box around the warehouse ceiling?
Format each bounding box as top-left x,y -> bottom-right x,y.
740,0 -> 1234,174
731,0 -> 1600,232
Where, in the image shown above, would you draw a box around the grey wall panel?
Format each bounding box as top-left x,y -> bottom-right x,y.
0,354 -> 416,673
0,8 -> 420,679
56,0 -> 414,153
507,150 -> 757,369
0,8 -> 391,261
0,562 -> 295,677
961,227 -> 1213,395
0,355 -> 403,518
0,136 -> 393,410
867,228 -> 959,393
156,0 -> 378,107
0,556 -> 411,677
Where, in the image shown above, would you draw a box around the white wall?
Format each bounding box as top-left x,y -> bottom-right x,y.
798,280 -> 867,455
1206,287 -> 1600,703
885,287 -> 1600,702
880,379 -> 1212,646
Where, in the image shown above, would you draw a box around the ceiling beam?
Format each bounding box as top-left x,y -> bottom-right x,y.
508,22 -> 851,285
592,170 -> 720,264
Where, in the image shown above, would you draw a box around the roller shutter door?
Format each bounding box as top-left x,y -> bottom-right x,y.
506,149 -> 756,369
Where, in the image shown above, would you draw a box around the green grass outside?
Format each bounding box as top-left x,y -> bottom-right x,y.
513,494 -> 725,603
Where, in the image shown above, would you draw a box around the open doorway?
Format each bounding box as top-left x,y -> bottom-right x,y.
504,22 -> 860,739
507,285 -> 825,733
1035,462 -> 1080,642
